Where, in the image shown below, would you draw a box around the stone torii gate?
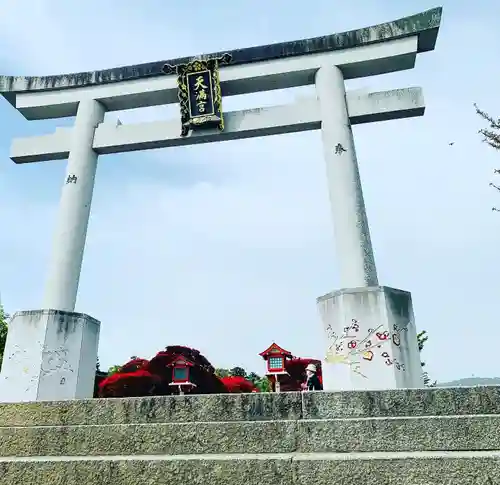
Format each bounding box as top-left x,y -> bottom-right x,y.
0,7 -> 442,401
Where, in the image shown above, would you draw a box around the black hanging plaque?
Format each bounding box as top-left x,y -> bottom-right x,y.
163,53 -> 232,137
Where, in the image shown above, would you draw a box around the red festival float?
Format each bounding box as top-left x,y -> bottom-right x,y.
97,344 -> 322,398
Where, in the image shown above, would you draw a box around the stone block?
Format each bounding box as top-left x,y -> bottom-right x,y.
0,309 -> 100,402
2,453 -> 500,485
4,387 -> 500,427
0,420 -> 297,457
0,456 -> 294,485
296,414 -> 500,453
0,391 -> 303,426
3,414 -> 500,458
293,453 -> 500,485
302,386 -> 500,419
317,286 -> 423,390
1,387 -> 500,484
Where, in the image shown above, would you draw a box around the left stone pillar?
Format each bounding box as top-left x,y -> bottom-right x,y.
0,310 -> 100,402
0,100 -> 105,402
43,99 -> 105,311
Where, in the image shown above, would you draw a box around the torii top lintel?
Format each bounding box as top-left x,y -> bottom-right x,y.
0,7 -> 441,96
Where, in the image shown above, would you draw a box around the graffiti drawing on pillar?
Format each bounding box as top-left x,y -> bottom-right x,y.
392,324 -> 407,347
41,346 -> 74,376
362,350 -> 373,361
334,143 -> 347,155
375,331 -> 390,341
325,319 -> 406,378
6,343 -> 42,392
66,174 -> 78,184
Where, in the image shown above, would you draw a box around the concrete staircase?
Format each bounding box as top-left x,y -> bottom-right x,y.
1,386 -> 500,484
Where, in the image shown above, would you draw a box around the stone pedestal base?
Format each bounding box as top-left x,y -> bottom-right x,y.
0,310 -> 100,402
317,286 -> 423,391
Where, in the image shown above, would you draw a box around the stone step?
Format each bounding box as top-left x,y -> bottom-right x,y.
2,386 -> 500,426
1,451 -> 499,484
2,415 -> 500,457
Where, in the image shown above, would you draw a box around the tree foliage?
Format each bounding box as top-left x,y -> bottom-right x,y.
107,364 -> 122,375
220,375 -> 257,393
476,104 -> 500,150
215,366 -> 271,392
0,304 -> 9,372
229,366 -> 246,377
475,104 -> 500,211
417,330 -> 435,387
214,368 -> 230,378
98,346 -> 228,398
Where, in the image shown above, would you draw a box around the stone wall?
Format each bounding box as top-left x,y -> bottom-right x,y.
2,386 -> 500,484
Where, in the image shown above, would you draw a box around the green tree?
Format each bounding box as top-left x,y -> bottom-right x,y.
475,104 -> 500,211
245,372 -> 260,382
245,371 -> 271,392
214,368 -> 230,378
417,330 -> 435,387
0,304 -> 9,372
253,376 -> 272,392
229,366 -> 246,377
106,356 -> 140,376
107,365 -> 122,376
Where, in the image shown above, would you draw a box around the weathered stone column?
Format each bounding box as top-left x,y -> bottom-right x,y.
43,99 -> 105,312
315,65 -> 378,288
0,100 -> 106,402
315,67 -> 422,391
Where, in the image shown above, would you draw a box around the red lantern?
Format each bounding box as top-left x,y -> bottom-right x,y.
259,343 -> 293,392
167,355 -> 196,394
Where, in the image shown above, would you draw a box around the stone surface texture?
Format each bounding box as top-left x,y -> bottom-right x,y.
0,310 -> 100,402
3,415 -> 500,457
318,286 -> 423,391
1,387 -> 500,484
316,66 -> 378,290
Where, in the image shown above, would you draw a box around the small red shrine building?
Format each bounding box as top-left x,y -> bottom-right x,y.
167,355 -> 196,394
259,342 -> 293,375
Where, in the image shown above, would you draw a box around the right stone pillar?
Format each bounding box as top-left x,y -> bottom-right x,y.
315,65 -> 423,390
315,64 -> 378,289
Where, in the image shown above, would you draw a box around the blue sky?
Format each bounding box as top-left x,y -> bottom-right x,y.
0,0 -> 499,383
